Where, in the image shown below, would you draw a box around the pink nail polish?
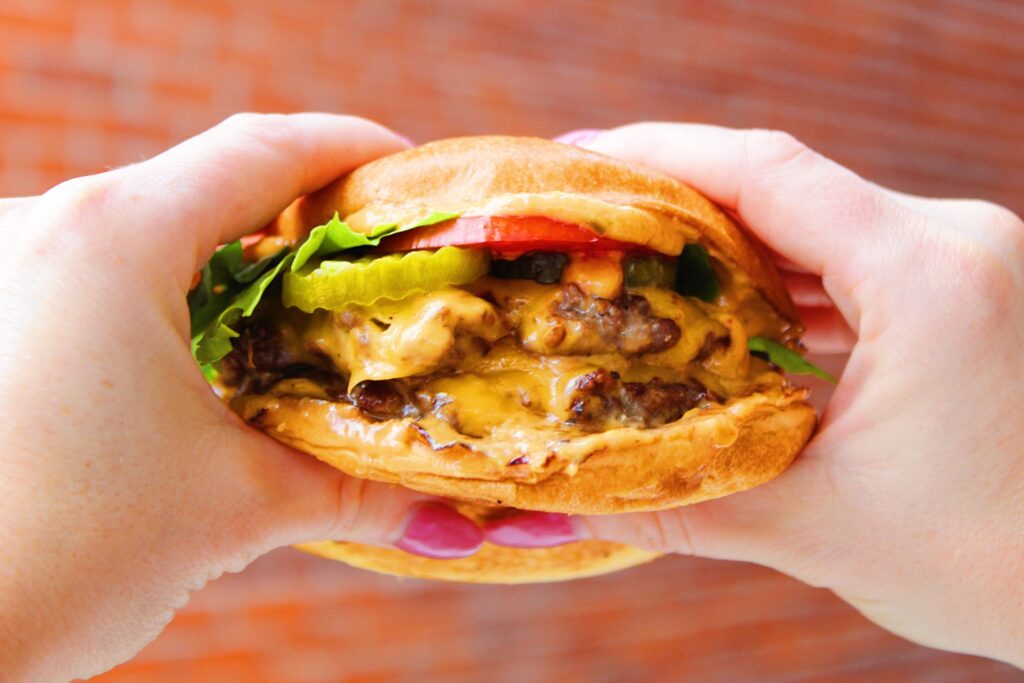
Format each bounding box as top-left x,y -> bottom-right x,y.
396,504 -> 482,559
484,512 -> 579,549
552,128 -> 603,146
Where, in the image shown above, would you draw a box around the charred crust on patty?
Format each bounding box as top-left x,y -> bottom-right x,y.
532,284 -> 682,356
351,381 -> 420,421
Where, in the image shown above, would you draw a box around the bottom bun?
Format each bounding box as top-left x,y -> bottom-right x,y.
235,386 -> 815,515
296,540 -> 661,584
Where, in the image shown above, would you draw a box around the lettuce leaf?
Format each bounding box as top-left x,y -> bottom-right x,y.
675,244 -> 720,303
192,253 -> 295,364
188,211 -> 460,375
188,244 -> 288,339
748,336 -> 836,383
292,211 -> 459,272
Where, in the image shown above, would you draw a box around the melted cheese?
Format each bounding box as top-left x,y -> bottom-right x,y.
418,373 -> 547,437
561,251 -> 624,299
262,274 -> 787,438
295,288 -> 509,389
630,287 -> 727,370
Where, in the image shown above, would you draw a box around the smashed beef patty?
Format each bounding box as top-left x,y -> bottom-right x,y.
496,282 -> 682,357
221,282 -> 717,431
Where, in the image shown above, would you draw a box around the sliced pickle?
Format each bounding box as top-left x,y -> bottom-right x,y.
283,247 -> 490,312
624,254 -> 677,288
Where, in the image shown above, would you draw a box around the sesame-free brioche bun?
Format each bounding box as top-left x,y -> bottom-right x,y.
243,136 -> 816,582
236,385 -> 814,515
277,135 -> 797,323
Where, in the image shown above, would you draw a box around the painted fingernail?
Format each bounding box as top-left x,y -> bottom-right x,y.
395,503 -> 483,559
484,512 -> 580,549
552,128 -> 603,146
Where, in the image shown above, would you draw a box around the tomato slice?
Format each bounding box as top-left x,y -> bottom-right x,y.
378,215 -> 633,254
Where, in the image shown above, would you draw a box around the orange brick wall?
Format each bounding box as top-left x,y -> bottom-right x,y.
2,1 -> 1022,681
3,1 -> 1023,209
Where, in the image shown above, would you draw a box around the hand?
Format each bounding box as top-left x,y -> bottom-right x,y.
497,123 -> 1024,666
0,114 -> 485,681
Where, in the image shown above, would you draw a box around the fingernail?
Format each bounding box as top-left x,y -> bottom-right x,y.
552,128 -> 603,146
394,132 -> 416,147
395,503 -> 483,559
484,512 -> 580,549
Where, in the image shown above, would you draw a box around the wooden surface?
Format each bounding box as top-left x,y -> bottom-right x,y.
1,1 -> 1022,681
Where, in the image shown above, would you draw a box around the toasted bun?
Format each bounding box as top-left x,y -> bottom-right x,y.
295,500 -> 660,584
250,136 -> 816,582
236,386 -> 814,514
278,136 -> 798,323
297,540 -> 660,584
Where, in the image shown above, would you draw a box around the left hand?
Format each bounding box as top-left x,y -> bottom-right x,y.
0,113 -> 484,682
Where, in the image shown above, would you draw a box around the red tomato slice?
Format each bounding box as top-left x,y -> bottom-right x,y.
378,215 -> 633,253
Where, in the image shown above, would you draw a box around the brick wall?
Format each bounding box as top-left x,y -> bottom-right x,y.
2,1 -> 1022,681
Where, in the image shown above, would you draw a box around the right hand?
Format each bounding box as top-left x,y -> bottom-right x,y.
498,123 -> 1024,667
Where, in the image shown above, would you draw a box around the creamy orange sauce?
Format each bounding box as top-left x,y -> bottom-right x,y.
256,274 -> 787,440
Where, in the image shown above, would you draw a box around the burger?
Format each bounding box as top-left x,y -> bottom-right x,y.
188,136 -> 826,583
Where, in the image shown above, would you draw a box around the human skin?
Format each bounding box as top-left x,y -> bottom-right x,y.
500,123 -> 1024,667
0,114 -> 486,682
2,115 -> 1022,679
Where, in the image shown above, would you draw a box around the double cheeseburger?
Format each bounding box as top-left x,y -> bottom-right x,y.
189,136 -> 821,583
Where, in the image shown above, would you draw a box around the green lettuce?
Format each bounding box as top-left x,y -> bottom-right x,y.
188,211 -> 459,376
748,336 -> 836,383
290,211 -> 457,272
675,244 -> 720,303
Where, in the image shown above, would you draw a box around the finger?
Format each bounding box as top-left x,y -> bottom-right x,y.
581,123 -> 927,330
883,188 -> 1001,225
782,270 -> 832,308
488,457 -> 832,579
0,196 -> 35,215
82,113 -> 409,278
777,270 -> 857,352
773,253 -> 814,275
0,198 -> 38,271
220,426 -> 482,560
882,189 -> 1024,249
798,305 -> 857,354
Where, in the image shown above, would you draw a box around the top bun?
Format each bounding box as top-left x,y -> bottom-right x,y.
277,136 -> 798,324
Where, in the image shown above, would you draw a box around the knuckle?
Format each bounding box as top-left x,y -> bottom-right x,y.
34,175 -> 122,255
652,509 -> 699,555
43,174 -> 116,216
220,112 -> 297,148
978,202 -> 1024,258
933,201 -> 1024,291
933,232 -> 1017,313
323,475 -> 368,540
744,128 -> 816,169
968,200 -> 1021,232
0,198 -> 35,234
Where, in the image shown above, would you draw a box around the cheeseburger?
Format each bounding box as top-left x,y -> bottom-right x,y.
188,136 -> 825,583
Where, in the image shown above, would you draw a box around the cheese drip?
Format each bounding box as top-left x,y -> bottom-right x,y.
258,278 -> 785,437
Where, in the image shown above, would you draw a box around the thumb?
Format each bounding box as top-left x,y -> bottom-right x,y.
485,454 -> 839,586
577,122 -> 928,337
218,425 -> 484,561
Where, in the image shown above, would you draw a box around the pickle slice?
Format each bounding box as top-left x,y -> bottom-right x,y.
624,254 -> 677,288
282,247 -> 490,312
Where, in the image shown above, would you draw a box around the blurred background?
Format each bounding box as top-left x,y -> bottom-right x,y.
2,1 -> 1022,681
